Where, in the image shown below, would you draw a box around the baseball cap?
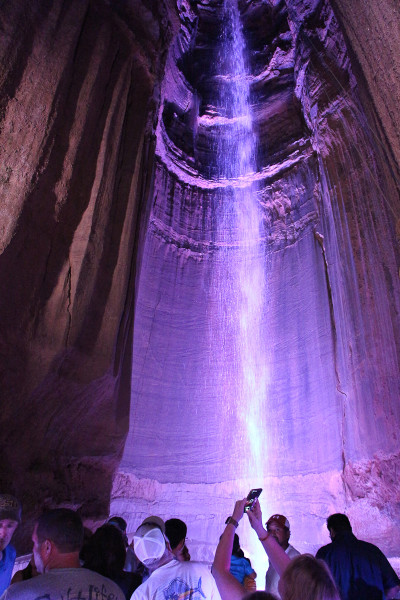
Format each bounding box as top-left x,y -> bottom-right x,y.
266,514 -> 290,530
139,516 -> 166,534
0,495 -> 21,523
133,516 -> 166,564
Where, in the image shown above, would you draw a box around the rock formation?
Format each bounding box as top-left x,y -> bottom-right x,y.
0,0 -> 177,546
0,0 -> 399,570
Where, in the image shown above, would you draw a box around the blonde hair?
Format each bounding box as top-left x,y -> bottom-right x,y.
280,554 -> 340,600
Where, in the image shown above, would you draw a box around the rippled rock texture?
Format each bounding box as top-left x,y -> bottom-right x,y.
0,0 -> 399,566
0,0 -> 176,544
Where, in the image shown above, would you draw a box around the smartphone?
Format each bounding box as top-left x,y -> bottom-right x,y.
244,488 -> 262,512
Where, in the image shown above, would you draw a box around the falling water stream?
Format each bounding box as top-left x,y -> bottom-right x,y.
213,1 -> 268,475
211,0 -> 269,581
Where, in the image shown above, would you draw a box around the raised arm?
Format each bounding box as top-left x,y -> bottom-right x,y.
247,499 -> 291,576
212,498 -> 248,600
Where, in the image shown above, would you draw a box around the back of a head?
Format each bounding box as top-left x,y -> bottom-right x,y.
232,533 -> 244,558
108,516 -> 127,533
280,554 -> 340,600
36,508 -> 83,553
83,524 -> 126,578
165,518 -> 187,550
326,514 -> 352,535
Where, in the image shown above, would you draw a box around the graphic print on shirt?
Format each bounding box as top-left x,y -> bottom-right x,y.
162,576 -> 206,600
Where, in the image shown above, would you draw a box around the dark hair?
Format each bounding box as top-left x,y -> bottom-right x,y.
108,516 -> 127,532
280,554 -> 340,600
83,524 -> 126,578
36,509 -> 83,553
232,533 -> 244,558
326,514 -> 352,534
165,519 -> 187,550
79,527 -> 94,563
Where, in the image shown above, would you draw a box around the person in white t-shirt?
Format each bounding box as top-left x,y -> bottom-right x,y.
264,514 -> 300,598
130,516 -> 221,600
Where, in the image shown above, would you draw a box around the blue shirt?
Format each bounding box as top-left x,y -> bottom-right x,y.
0,545 -> 16,596
316,532 -> 400,600
229,555 -> 254,584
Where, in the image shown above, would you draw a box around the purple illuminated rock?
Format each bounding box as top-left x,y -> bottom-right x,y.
115,0 -> 400,573
0,0 -> 399,572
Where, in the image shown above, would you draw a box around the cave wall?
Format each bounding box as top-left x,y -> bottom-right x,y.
331,0 -> 400,190
0,0 -> 176,547
112,0 -> 400,575
0,0 -> 399,568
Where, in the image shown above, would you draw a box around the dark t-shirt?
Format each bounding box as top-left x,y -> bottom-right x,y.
316,532 -> 400,600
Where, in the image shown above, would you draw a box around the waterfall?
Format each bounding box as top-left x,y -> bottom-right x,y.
212,0 -> 268,481
209,0 -> 269,581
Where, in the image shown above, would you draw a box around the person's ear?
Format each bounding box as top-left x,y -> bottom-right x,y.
43,539 -> 52,558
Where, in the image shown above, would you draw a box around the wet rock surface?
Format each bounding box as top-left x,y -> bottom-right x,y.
0,0 -> 399,563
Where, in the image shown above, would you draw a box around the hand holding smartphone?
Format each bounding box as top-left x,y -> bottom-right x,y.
244,488 -> 262,512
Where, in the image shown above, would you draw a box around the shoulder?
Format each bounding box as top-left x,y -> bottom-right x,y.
3,546 -> 16,563
184,561 -> 215,577
131,580 -> 149,600
79,568 -> 125,594
353,541 -> 399,582
287,545 -> 300,558
3,568 -> 124,600
356,539 -> 385,554
356,540 -> 397,567
316,542 -> 333,558
166,560 -> 216,582
0,577 -> 33,599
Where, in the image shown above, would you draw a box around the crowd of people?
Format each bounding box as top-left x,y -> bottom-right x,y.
0,492 -> 399,600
